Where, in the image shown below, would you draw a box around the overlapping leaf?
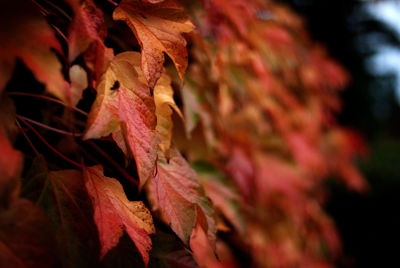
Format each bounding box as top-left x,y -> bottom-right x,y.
84,165 -> 155,266
84,52 -> 158,188
113,0 -> 194,87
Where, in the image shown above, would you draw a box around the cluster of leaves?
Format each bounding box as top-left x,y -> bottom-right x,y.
0,0 -> 366,267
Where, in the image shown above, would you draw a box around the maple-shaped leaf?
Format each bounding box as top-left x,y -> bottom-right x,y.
113,0 -> 194,88
154,72 -> 183,158
146,146 -> 216,248
84,165 -> 155,266
84,52 -> 158,189
0,0 -> 68,100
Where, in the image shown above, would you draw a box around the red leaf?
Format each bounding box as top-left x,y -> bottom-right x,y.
190,206 -> 221,268
67,0 -> 113,81
146,147 -> 216,247
83,165 -> 155,266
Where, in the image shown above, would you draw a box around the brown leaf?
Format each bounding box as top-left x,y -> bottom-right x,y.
84,52 -> 158,189
0,0 -> 68,100
83,165 -> 155,266
113,0 -> 194,88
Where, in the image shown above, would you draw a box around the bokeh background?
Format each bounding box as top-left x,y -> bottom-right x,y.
284,0 -> 400,267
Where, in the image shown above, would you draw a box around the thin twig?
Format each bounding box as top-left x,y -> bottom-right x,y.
16,115 -> 83,137
31,0 -> 50,16
86,140 -> 139,186
8,92 -> 88,116
106,0 -> 118,6
15,119 -> 40,156
51,25 -> 69,42
37,0 -> 72,20
18,117 -> 82,168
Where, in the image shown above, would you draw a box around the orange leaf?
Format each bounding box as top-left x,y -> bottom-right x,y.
113,0 -> 194,87
83,165 -> 155,266
84,52 -> 158,189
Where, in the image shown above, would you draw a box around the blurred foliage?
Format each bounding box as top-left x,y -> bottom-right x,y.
285,0 -> 400,267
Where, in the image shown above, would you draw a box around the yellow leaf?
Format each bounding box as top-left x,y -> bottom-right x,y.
154,73 -> 183,158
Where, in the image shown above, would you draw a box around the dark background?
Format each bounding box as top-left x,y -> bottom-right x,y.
283,0 -> 400,267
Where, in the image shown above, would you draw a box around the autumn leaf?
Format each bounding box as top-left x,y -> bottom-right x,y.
67,0 -> 107,61
193,162 -> 246,235
84,165 -> 155,266
67,0 -> 113,80
84,51 -> 158,189
190,206 -> 221,268
0,0 -> 68,100
154,72 -> 183,158
146,146 -> 216,248
113,0 -> 194,88
21,157 -> 99,267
